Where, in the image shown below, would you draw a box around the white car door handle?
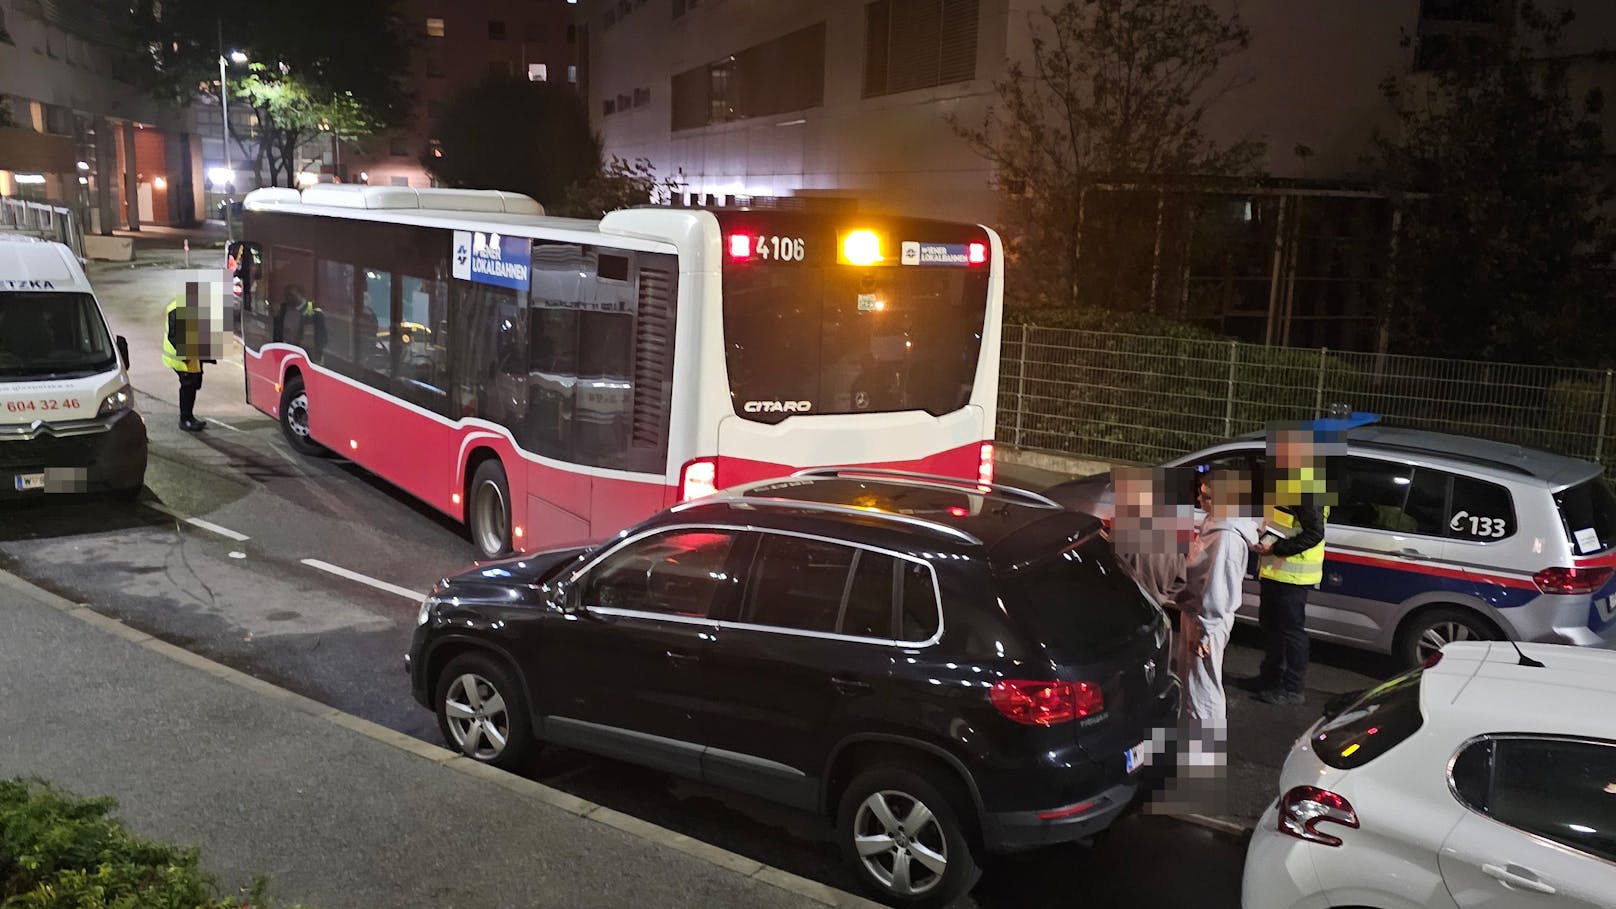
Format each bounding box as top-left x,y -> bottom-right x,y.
1482,863 -> 1557,895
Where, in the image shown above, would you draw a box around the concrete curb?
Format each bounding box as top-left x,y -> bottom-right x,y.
0,569 -> 885,909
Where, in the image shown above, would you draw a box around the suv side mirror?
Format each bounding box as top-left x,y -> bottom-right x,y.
115,335 -> 130,371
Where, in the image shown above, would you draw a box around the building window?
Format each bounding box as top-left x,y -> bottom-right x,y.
603,98 -> 616,115
633,87 -> 650,108
673,0 -> 701,18
604,9 -> 616,27
426,48 -> 445,78
489,60 -> 513,77
529,63 -> 548,82
527,23 -> 545,42
567,24 -> 577,43
391,176 -> 411,187
616,92 -> 632,112
389,136 -> 408,157
567,64 -> 578,83
489,20 -> 507,39
671,23 -> 826,131
426,17 -> 445,37
863,0 -> 980,98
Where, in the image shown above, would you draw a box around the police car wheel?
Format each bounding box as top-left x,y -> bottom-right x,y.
279,375 -> 323,456
1397,607 -> 1499,669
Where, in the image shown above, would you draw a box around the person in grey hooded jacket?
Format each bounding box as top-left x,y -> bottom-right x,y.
1168,469 -> 1262,758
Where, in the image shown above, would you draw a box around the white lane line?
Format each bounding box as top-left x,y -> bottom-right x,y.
300,559 -> 425,602
144,503 -> 252,542
206,418 -> 244,433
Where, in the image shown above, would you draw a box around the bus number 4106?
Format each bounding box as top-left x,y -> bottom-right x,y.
755,236 -> 805,262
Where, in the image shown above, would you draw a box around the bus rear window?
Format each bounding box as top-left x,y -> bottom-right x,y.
1555,477 -> 1616,556
722,265 -> 987,423
1311,667 -> 1426,769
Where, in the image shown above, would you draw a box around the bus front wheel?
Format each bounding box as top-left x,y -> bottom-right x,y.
469,460 -> 513,559
279,375 -> 324,456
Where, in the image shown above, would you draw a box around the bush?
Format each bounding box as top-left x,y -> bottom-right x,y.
0,778 -> 295,909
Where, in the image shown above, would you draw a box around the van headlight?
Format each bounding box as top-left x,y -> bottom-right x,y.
97,384 -> 133,417
418,594 -> 443,626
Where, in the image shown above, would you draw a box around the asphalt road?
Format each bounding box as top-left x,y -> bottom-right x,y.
0,248 -> 1398,907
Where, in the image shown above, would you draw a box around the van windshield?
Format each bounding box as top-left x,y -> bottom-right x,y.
0,292 -> 116,379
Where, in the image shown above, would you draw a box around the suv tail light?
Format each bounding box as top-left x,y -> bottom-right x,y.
1532,565 -> 1614,594
1278,786 -> 1359,847
978,443 -> 995,486
989,679 -> 1103,726
679,458 -> 717,501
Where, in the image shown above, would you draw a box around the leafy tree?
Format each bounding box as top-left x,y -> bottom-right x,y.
129,0 -> 410,187
1367,2 -> 1615,364
553,155 -> 685,219
949,0 -> 1264,311
424,76 -> 599,209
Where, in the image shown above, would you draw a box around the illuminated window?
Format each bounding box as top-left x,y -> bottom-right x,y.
528,63 -> 548,82
488,20 -> 506,40
425,17 -> 445,37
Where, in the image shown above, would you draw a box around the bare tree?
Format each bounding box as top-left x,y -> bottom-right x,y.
950,0 -> 1264,311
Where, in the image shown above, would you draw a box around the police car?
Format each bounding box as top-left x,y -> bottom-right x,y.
1049,420 -> 1616,668
0,236 -> 147,499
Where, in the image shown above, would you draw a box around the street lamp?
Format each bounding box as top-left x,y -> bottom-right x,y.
219,47 -> 248,239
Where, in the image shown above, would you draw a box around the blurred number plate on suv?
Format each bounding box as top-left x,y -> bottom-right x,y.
14,472 -> 44,491
1124,739 -> 1148,773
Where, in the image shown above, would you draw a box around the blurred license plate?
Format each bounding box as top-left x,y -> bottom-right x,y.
14,472 -> 44,491
1124,739 -> 1148,773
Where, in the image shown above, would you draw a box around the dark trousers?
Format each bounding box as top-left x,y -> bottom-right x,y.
176,369 -> 203,421
1258,578 -> 1311,694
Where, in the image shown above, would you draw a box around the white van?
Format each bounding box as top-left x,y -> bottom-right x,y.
0,236 -> 146,498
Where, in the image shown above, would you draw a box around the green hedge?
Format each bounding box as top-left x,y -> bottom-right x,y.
0,778 -> 299,909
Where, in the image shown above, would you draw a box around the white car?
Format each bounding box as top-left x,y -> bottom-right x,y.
1243,641 -> 1616,909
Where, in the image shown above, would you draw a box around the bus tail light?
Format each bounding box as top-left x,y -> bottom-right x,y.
978,443 -> 995,485
968,242 -> 987,264
728,234 -> 753,260
680,458 -> 718,501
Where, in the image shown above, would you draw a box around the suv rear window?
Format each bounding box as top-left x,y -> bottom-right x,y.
1555,477 -> 1616,556
997,544 -> 1157,661
1311,666 -> 1426,769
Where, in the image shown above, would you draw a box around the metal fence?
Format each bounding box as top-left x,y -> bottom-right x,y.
0,197 -> 84,259
998,323 -> 1616,475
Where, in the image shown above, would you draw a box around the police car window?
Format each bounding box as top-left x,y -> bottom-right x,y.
1333,458 -> 1419,533
1402,468 -> 1450,537
1447,475 -> 1515,542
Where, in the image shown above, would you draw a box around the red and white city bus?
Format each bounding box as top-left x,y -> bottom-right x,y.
238,185 -> 1003,558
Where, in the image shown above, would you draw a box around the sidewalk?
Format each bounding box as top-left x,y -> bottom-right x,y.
0,571 -> 871,909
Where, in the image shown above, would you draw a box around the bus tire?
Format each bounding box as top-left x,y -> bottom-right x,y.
469,459 -> 514,559
279,374 -> 324,456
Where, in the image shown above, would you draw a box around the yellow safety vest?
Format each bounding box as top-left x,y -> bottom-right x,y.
1260,467 -> 1329,587
161,296 -> 201,373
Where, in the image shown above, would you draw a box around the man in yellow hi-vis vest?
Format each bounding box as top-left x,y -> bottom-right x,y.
163,289 -> 216,432
1249,428 -> 1330,705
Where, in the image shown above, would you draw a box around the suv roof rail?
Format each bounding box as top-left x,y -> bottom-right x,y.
789,467 -> 1061,509
704,494 -> 984,546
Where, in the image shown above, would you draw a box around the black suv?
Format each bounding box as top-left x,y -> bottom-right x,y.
407,470 -> 1179,906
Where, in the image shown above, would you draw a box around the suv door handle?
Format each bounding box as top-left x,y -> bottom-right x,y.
1481,863 -> 1556,895
831,676 -> 872,695
665,650 -> 700,667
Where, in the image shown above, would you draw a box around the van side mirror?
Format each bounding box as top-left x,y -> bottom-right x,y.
116,335 -> 130,371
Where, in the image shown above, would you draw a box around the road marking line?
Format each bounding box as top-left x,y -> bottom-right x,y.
144,503 -> 251,541
300,558 -> 423,602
